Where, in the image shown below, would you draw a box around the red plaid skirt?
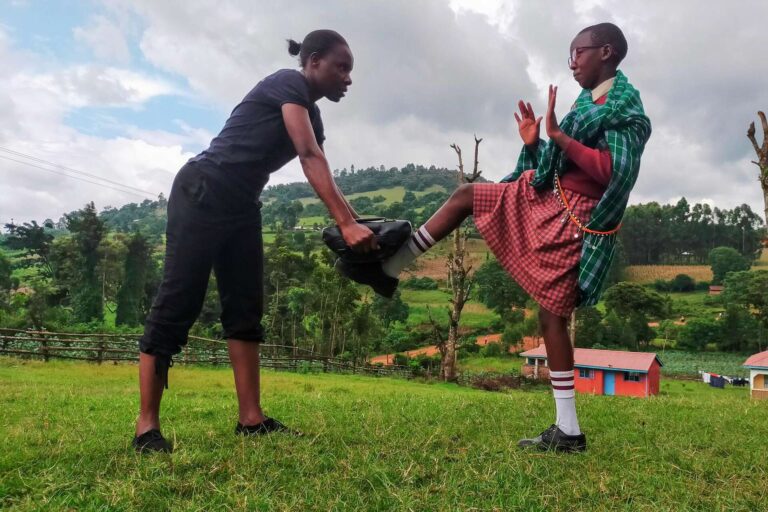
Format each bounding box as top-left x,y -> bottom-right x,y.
473,170 -> 599,317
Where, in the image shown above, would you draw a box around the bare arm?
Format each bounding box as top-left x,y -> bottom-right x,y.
319,144 -> 359,220
282,103 -> 375,251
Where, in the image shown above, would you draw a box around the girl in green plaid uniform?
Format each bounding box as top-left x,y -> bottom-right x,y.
346,22 -> 651,452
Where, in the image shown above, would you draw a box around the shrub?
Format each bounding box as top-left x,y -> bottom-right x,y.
670,274 -> 696,292
393,353 -> 410,366
481,342 -> 502,357
401,277 -> 438,290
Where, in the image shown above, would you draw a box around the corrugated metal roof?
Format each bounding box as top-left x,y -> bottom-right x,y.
744,350 -> 768,369
519,346 -> 663,372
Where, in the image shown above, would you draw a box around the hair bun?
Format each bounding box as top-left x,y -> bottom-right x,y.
287,39 -> 302,56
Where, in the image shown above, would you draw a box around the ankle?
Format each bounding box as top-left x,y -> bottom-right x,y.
136,416 -> 160,436
239,410 -> 267,426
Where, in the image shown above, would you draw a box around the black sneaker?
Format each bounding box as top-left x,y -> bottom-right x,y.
132,429 -> 173,453
334,259 -> 398,298
235,417 -> 303,437
517,425 -> 587,453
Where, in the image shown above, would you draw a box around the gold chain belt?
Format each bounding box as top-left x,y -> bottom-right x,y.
553,176 -> 621,238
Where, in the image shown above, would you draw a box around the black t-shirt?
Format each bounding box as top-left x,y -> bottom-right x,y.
190,69 -> 324,202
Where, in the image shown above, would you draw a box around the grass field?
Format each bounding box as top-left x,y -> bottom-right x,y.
399,288 -> 498,329
2,358 -> 766,511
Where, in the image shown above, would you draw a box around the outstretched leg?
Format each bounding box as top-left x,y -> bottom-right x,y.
382,184 -> 475,278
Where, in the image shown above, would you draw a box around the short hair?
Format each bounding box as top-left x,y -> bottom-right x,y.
579,23 -> 628,64
287,30 -> 348,68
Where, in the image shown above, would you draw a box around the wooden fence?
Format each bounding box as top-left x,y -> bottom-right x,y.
0,328 -> 413,378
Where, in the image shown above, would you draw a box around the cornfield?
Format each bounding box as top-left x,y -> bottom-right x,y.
625,265 -> 713,284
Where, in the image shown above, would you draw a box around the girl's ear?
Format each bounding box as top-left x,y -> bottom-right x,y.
601,44 -> 614,63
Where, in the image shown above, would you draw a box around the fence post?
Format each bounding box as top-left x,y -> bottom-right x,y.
40,331 -> 49,362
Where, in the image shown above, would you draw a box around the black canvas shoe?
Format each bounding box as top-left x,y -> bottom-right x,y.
132,429 -> 173,454
235,417 -> 303,437
517,425 -> 587,453
334,259 -> 398,298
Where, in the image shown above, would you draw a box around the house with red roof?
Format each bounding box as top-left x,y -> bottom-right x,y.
743,350 -> 768,400
519,346 -> 663,398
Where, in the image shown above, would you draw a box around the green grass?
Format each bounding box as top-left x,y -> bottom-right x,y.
299,185 -> 447,207
458,356 -> 523,373
399,288 -> 498,329
1,358 -> 766,511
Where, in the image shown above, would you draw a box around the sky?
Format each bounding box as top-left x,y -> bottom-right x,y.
1,0 -> 767,225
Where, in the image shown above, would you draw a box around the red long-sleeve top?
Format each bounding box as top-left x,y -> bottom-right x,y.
558,94 -> 611,199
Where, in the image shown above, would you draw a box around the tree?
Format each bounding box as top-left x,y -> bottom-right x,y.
670,273 -> 696,292
723,270 -> 768,334
0,250 -> 12,309
2,220 -> 54,275
474,258 -> 529,321
65,202 -> 105,323
431,136 -> 483,381
677,317 -> 720,351
746,111 -> 768,224
709,246 -> 749,285
603,282 -> 667,350
372,290 -> 409,327
116,233 -> 152,326
574,306 -> 604,348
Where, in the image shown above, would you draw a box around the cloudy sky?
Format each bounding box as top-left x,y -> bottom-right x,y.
1,0 -> 767,225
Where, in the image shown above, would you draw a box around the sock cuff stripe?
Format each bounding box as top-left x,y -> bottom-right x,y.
549,370 -> 574,378
410,236 -> 427,254
552,383 -> 574,390
550,375 -> 573,382
417,226 -> 436,246
414,230 -> 434,250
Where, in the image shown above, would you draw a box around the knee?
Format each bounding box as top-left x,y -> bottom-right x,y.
538,308 -> 566,335
450,184 -> 474,213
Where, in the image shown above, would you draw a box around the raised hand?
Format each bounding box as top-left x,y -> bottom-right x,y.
545,84 -> 563,141
514,100 -> 542,147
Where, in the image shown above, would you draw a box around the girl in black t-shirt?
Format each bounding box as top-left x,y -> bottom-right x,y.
133,30 -> 377,453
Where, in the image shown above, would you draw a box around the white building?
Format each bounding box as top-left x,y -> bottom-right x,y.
743,350 -> 768,400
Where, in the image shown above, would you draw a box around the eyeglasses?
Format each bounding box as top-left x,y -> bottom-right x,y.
568,45 -> 609,67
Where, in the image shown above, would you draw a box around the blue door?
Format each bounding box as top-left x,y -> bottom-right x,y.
604,371 -> 615,396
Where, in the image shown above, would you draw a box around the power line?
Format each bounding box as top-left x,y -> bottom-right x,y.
0,146 -> 158,197
0,154 -> 153,199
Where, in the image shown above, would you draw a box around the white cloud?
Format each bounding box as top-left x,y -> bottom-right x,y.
2,0 -> 768,225
73,15 -> 132,64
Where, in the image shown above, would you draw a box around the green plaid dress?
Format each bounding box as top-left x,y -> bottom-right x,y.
501,71 -> 651,306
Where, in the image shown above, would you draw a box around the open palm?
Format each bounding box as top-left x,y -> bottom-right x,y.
514,100 -> 542,146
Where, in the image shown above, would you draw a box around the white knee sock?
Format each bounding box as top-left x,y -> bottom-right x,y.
382,225 -> 436,278
550,370 -> 581,436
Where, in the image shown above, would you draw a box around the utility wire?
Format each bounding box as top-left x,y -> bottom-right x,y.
0,154 -> 152,199
0,146 -> 158,197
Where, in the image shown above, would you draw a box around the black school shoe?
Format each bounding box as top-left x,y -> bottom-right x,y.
517,425 -> 587,453
133,429 -> 173,454
235,417 -> 303,437
334,259 -> 398,298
